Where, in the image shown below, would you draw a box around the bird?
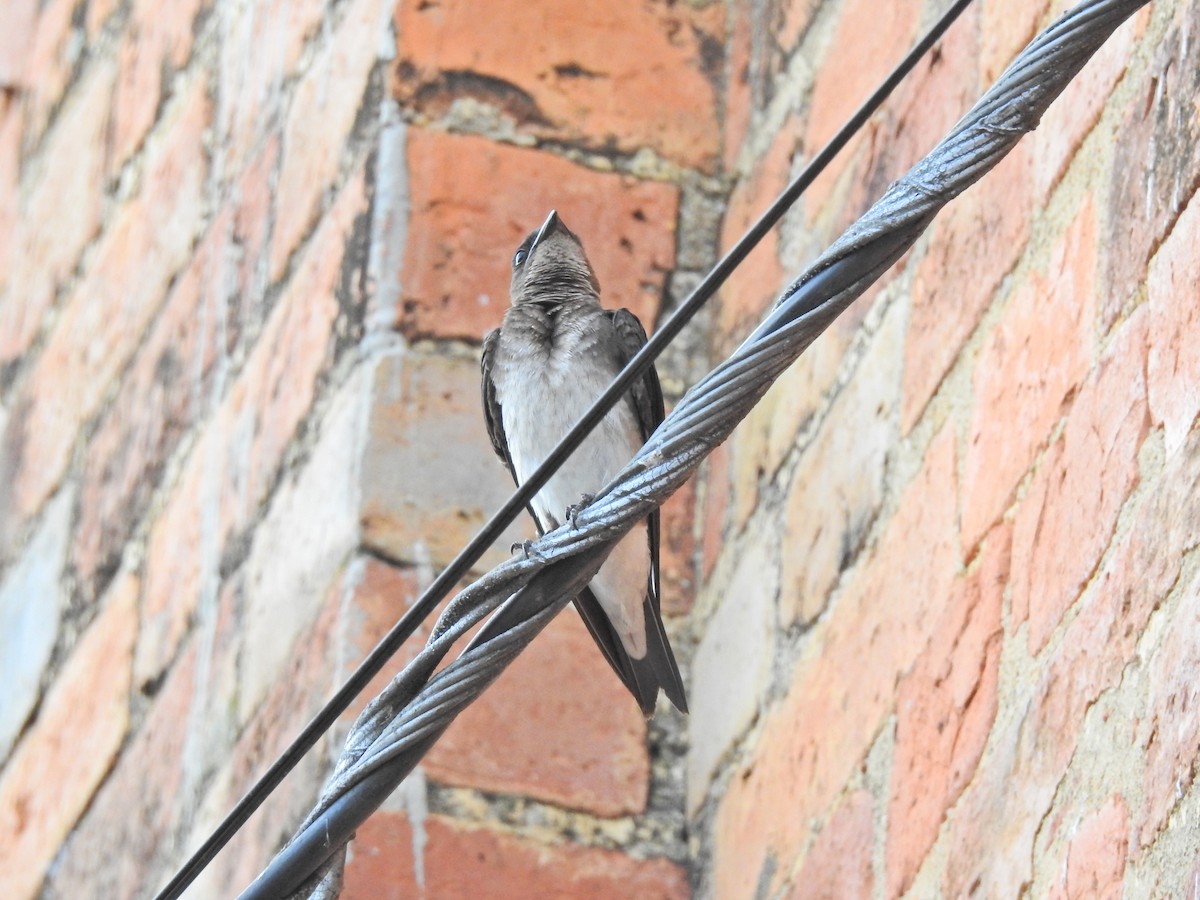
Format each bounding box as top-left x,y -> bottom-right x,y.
477,209 -> 687,716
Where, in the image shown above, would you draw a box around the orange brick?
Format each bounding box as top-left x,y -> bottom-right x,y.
786,790 -> 874,900
394,0 -> 723,171
1146,185 -> 1200,457
660,476 -> 697,615
1,573 -> 137,897
111,0 -> 208,169
270,0 -> 387,281
5,77 -> 209,524
805,0 -> 921,151
0,58 -> 116,366
399,130 -> 677,341
0,0 -> 35,88
979,0 -> 1049,85
714,427 -> 959,899
961,194 -> 1096,553
1011,308 -> 1148,653
886,525 -> 1009,898
1063,796 -> 1129,899
698,441 -> 731,582
344,814 -> 689,900
426,606 -> 649,817
902,141 -> 1032,431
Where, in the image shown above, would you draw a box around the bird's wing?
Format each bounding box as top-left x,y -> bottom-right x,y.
606,308 -> 687,713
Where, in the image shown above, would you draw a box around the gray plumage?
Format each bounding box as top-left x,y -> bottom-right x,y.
478,210 -> 686,716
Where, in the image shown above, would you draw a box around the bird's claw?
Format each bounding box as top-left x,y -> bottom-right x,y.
511,540 -> 535,559
566,493 -> 596,529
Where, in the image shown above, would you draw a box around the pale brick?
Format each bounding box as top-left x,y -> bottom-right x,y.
1064,796 -> 1129,899
0,571 -> 136,898
360,349 -> 528,569
0,491 -> 72,762
786,790 -> 874,900
780,301 -> 902,626
1146,185 -> 1200,457
270,0 -> 387,280
688,536 -> 777,812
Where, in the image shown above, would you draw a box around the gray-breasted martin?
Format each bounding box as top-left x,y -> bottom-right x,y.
479,210 -> 687,716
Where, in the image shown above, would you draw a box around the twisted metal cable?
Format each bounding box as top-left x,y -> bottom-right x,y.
241,1 -> 1149,896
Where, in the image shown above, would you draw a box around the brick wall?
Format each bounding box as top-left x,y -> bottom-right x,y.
0,0 -> 1196,898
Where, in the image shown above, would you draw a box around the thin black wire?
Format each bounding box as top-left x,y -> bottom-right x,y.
239,1 -> 1149,897
152,4 -> 975,897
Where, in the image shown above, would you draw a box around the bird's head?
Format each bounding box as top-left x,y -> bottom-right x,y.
509,210 -> 601,305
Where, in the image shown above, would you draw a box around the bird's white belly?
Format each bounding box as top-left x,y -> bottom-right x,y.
502,370 -> 650,656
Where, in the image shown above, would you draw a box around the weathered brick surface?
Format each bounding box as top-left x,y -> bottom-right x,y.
0,571 -> 136,898
3,2 -> 1193,897
344,814 -> 688,900
961,195 -> 1096,553
400,129 -> 678,341
394,0 -> 724,171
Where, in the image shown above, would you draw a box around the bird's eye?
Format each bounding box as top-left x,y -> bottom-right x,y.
513,248 -> 528,268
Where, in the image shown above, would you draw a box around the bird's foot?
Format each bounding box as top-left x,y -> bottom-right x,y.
511,540 -> 536,559
566,493 -> 596,529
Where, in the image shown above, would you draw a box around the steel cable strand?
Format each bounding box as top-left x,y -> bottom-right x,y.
240,2 -> 1149,896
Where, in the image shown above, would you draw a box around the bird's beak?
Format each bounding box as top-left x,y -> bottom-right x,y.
531,209 -> 560,251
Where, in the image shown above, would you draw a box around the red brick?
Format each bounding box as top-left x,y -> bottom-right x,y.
0,571 -> 136,898
1135,570 -> 1200,851
6,78 -> 209,523
400,130 -> 677,342
961,195 -> 1096,553
270,0 -> 387,280
111,0 -> 208,169
1063,796 -> 1128,899
217,0 -> 326,171
344,814 -> 688,900
1011,308 -> 1148,653
902,140 -> 1032,432
1104,10 -> 1200,327
138,166 -> 364,684
714,427 -> 959,899
394,0 -> 723,171
943,420 -> 1197,897
1032,8 -> 1145,202
886,525 -> 1009,898
786,790 -> 874,900
42,627 -> 197,900
805,0 -> 921,151
425,605 -> 649,817
0,58 -> 116,366
1146,185 -> 1200,457
979,0 -> 1049,85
